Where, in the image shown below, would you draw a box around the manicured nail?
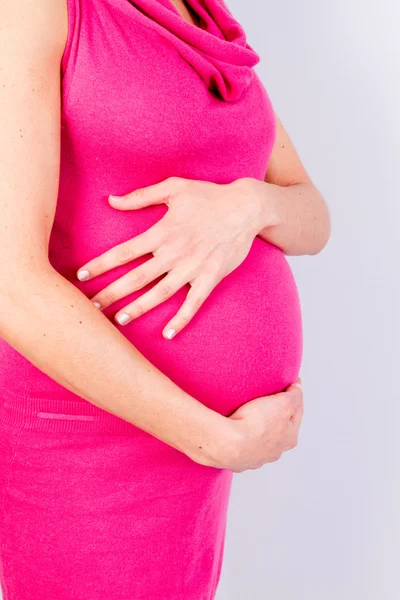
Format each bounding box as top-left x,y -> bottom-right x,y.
77,269 -> 90,281
116,313 -> 130,325
109,195 -> 123,202
92,301 -> 101,309
164,329 -> 176,340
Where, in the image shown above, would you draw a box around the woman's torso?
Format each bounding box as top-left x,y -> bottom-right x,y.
0,0 -> 302,415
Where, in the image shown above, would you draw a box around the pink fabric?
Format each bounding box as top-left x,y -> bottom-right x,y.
0,0 -> 303,598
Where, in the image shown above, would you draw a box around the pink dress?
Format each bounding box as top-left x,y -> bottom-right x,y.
0,1 -> 303,598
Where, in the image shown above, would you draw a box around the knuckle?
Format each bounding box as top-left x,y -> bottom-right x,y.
130,270 -> 148,288
132,303 -> 145,318
134,186 -> 145,197
116,245 -> 136,264
191,294 -> 204,310
158,284 -> 173,300
280,399 -> 293,420
103,289 -> 117,305
167,176 -> 185,190
285,393 -> 297,413
179,313 -> 191,327
270,453 -> 282,463
293,386 -> 303,402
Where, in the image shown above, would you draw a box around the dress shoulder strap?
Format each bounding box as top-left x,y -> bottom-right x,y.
61,0 -> 81,80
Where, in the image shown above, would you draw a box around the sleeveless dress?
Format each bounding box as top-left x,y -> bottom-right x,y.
0,1 -> 303,598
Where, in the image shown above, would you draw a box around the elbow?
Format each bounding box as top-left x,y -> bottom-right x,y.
312,205 -> 332,255
307,228 -> 331,256
306,192 -> 332,256
282,184 -> 332,257
284,208 -> 331,257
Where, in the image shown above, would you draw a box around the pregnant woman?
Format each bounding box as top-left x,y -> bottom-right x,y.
0,0 -> 330,598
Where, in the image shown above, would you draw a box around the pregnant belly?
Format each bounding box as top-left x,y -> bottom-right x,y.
89,245 -> 301,417
49,207 -> 303,417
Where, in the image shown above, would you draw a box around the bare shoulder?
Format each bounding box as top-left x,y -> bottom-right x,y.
0,0 -> 68,66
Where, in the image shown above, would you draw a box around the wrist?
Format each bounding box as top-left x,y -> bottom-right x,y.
186,411 -> 241,469
235,177 -> 284,235
197,414 -> 244,470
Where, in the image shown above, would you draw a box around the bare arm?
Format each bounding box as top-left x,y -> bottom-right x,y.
255,112 -> 331,255
0,0 -> 229,467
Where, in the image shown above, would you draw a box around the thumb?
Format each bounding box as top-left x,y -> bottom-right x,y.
288,376 -> 302,392
108,178 -> 175,210
283,377 -> 303,414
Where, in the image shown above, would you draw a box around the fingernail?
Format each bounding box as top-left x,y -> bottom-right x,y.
164,328 -> 176,340
92,301 -> 101,309
116,313 -> 130,325
293,381 -> 302,391
77,269 -> 90,281
109,195 -> 123,202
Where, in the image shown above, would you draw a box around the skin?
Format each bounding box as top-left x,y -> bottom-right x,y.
0,0 -> 309,474
169,0 -> 201,25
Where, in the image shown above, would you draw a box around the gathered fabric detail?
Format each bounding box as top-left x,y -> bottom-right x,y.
128,0 -> 261,101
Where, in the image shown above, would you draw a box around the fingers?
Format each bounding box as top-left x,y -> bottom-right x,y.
283,382 -> 304,452
284,406 -> 303,451
279,379 -> 303,416
76,229 -> 159,282
290,377 -> 302,391
112,272 -> 218,336
90,256 -> 169,310
291,401 -> 304,431
76,177 -> 185,280
160,274 -> 217,339
267,378 -> 303,456
112,270 -> 189,327
229,378 -> 305,472
108,177 -> 183,210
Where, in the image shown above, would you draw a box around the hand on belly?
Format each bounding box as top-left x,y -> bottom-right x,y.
75,175 -> 282,340
69,176 -> 302,416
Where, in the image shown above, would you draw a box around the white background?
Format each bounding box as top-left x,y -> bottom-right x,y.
217,1 -> 400,599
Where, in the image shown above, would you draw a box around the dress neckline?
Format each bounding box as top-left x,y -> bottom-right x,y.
128,0 -> 261,102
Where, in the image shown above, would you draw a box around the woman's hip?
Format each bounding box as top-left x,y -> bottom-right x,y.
0,392 -> 233,598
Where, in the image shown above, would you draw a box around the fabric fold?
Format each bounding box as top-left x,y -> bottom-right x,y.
129,0 -> 261,101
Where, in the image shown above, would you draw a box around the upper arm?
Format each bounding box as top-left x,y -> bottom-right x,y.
265,112 -> 313,187
0,0 -> 68,272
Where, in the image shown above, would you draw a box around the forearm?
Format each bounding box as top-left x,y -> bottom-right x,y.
241,178 -> 331,256
0,262 -> 229,467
